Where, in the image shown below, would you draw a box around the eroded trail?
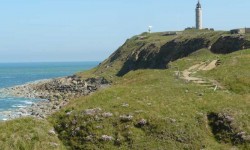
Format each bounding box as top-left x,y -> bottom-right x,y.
180,60 -> 224,90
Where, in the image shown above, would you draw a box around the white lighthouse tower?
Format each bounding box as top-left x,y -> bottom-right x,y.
196,0 -> 202,29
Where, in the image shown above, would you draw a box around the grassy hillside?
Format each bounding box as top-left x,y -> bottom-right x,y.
200,50 -> 250,94
50,48 -> 250,149
79,30 -> 226,79
78,30 -> 249,80
0,118 -> 66,150
0,31 -> 250,150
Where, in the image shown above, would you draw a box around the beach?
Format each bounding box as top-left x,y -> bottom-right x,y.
0,75 -> 109,120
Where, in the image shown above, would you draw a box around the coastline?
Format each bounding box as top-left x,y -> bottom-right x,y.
0,75 -> 110,120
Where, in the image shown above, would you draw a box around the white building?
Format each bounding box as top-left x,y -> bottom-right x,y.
196,0 -> 202,29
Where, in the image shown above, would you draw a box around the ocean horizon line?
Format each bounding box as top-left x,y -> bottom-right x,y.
0,61 -> 101,64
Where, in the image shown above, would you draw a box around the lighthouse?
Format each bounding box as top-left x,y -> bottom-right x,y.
196,0 -> 202,29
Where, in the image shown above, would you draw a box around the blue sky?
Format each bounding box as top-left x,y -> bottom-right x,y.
0,0 -> 249,62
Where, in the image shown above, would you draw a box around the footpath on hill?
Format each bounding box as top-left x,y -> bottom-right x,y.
179,59 -> 224,90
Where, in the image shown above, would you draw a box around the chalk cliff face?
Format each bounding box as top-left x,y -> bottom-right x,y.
96,31 -> 250,76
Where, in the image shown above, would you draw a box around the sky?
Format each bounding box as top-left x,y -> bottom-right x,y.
0,0 -> 249,62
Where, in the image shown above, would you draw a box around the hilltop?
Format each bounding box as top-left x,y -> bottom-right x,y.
0,30 -> 250,150
81,29 -> 250,78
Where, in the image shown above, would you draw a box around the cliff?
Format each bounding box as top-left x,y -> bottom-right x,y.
91,30 -> 250,77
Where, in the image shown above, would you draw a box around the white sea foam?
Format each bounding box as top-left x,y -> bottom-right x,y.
22,101 -> 33,105
11,104 -> 27,108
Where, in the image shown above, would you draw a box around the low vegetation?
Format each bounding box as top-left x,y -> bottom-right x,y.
51,48 -> 250,149
0,118 -> 66,150
0,31 -> 250,149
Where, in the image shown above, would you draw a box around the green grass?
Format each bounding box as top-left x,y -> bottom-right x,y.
0,118 -> 66,150
199,49 -> 250,94
0,32 -> 249,150
77,30 -> 226,80
50,49 -> 250,149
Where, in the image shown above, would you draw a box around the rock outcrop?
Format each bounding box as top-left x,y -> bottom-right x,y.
2,76 -> 110,119
97,31 -> 250,77
211,35 -> 250,54
116,37 -> 211,76
5,76 -> 109,101
207,112 -> 250,145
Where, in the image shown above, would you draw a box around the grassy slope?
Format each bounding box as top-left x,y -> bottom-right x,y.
50,49 -> 250,149
200,50 -> 250,94
0,118 -> 66,150
0,32 -> 249,150
77,30 -> 225,80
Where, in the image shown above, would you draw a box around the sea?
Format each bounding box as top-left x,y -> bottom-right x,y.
0,62 -> 99,121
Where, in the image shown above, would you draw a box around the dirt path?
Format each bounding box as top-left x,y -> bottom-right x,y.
180,60 -> 223,90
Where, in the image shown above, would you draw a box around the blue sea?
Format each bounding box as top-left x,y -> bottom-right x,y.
0,62 -> 99,120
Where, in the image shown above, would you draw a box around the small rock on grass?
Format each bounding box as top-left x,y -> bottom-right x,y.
136,119 -> 147,127
49,142 -> 59,147
100,135 -> 113,141
122,103 -> 129,107
48,129 -> 56,135
120,115 -> 133,122
102,112 -> 113,118
84,108 -> 102,116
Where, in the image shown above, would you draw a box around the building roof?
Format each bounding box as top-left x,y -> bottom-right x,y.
196,0 -> 201,8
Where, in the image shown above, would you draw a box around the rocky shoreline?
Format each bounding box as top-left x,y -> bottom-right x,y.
0,75 -> 110,120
